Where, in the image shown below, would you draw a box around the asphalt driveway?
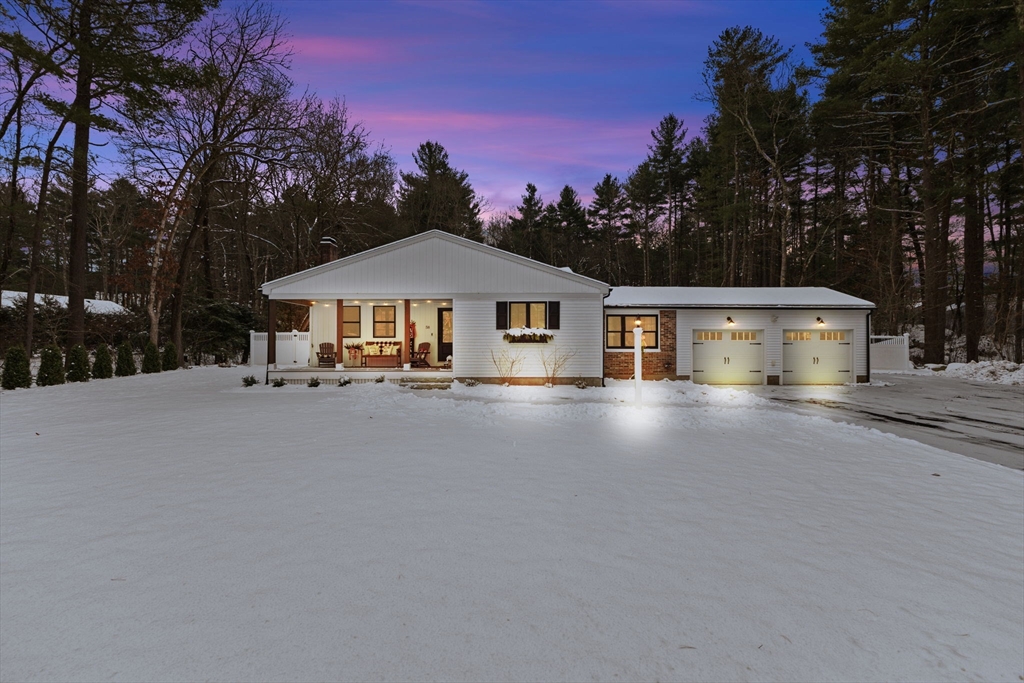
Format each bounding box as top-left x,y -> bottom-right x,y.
750,373 -> 1024,470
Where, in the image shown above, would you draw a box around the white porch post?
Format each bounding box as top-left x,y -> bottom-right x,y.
633,319 -> 643,408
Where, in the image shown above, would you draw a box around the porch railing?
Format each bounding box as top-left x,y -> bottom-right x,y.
870,333 -> 912,370
249,330 -> 310,366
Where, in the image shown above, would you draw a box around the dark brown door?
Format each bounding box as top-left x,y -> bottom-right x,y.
438,308 -> 453,361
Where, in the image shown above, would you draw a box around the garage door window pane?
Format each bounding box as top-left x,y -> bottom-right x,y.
821,331 -> 846,341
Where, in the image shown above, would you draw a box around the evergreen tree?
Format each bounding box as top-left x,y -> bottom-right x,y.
397,141 -> 483,240
1,344 -> 32,390
66,344 -> 91,382
589,174 -> 627,285
647,114 -> 688,285
92,343 -> 113,379
116,342 -> 137,377
508,183 -> 546,259
36,344 -> 65,386
142,341 -> 161,373
161,342 -> 178,370
547,185 -> 589,272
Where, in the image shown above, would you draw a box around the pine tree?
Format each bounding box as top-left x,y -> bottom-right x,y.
92,343 -> 113,379
1,344 -> 32,389
36,344 -> 65,386
66,344 -> 91,382
397,141 -> 483,239
142,341 -> 161,374
116,342 -> 137,377
161,342 -> 178,370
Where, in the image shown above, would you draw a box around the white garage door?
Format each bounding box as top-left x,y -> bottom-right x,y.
782,330 -> 853,384
692,330 -> 764,385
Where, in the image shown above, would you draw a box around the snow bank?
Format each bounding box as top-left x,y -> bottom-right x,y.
939,360 -> 1024,386
1,290 -> 128,315
1,367 -> 1021,682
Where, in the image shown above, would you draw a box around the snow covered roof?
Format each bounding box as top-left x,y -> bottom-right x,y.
605,287 -> 874,309
1,291 -> 129,315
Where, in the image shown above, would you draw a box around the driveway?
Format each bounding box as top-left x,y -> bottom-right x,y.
750,373 -> 1024,470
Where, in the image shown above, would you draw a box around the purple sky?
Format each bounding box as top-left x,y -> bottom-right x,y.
280,0 -> 829,214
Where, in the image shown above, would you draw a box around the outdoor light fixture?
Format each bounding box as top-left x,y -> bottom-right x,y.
726,316 -> 735,326
311,301 -> 316,305
635,317 -> 642,327
816,317 -> 825,326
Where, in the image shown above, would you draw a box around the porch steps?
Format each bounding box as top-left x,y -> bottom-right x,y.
399,376 -> 453,390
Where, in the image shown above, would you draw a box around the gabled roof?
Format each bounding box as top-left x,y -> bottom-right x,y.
605,286 -> 874,309
261,230 -> 609,298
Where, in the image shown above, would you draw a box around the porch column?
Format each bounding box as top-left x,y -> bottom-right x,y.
403,298 -> 411,365
267,299 -> 277,369
336,299 -> 344,366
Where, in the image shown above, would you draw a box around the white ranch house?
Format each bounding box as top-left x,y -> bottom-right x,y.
258,231 -> 877,385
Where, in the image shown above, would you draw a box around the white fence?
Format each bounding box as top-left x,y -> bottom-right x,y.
249,330 -> 310,367
870,334 -> 912,370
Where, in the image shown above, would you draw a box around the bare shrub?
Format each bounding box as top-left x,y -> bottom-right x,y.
540,347 -> 577,386
489,348 -> 525,385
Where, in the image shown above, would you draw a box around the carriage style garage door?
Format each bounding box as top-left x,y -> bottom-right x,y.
782,330 -> 853,384
692,330 -> 764,384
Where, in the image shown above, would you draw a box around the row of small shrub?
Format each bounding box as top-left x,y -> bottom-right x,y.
1,341 -> 178,390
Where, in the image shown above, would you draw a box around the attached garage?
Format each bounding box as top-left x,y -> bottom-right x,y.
603,287 -> 875,385
782,330 -> 854,384
692,330 -> 764,384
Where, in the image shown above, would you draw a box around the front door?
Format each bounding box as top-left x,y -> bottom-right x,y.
437,308 -> 453,362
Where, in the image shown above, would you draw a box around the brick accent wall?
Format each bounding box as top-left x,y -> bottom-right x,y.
604,310 -> 679,380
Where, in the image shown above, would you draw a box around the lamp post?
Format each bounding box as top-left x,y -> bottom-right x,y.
633,317 -> 643,408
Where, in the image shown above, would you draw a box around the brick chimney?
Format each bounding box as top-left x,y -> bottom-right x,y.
319,236 -> 338,264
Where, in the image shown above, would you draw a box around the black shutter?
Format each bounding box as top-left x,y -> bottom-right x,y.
547,301 -> 560,329
496,301 -> 508,330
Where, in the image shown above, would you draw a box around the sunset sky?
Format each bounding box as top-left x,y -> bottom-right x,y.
278,0 -> 830,213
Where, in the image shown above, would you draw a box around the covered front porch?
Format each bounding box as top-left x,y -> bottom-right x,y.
266,296 -> 455,372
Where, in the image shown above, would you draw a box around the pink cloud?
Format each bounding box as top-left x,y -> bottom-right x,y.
287,36 -> 407,64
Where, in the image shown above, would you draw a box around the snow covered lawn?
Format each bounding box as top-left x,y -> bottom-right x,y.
2,368 -> 1022,682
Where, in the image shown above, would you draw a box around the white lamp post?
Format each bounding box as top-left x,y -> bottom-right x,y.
633,318 -> 643,408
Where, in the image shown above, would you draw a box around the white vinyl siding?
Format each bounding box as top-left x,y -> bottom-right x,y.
266,234 -> 607,299
674,309 -> 869,382
454,295 -> 604,380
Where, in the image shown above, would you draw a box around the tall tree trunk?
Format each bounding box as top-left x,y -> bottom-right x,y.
963,161 -> 984,362
25,121 -> 69,354
0,57 -> 23,294
171,184 -> 212,363
920,118 -> 946,364
67,0 -> 94,351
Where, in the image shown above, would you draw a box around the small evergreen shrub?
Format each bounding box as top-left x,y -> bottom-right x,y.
272,377 -> 287,387
66,344 -> 91,382
241,374 -> 259,387
115,342 -> 137,377
307,376 -> 321,387
373,374 -> 386,383
36,344 -> 66,386
462,378 -> 480,387
161,342 -> 178,371
1,345 -> 32,390
141,341 -> 161,374
337,375 -> 351,387
92,343 -> 113,379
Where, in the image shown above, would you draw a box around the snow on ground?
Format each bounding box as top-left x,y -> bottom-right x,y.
1,290 -> 128,315
1,368 -> 1022,682
939,360 -> 1024,386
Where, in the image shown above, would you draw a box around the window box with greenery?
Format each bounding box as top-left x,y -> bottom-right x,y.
496,300 -> 560,343
606,314 -> 658,350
